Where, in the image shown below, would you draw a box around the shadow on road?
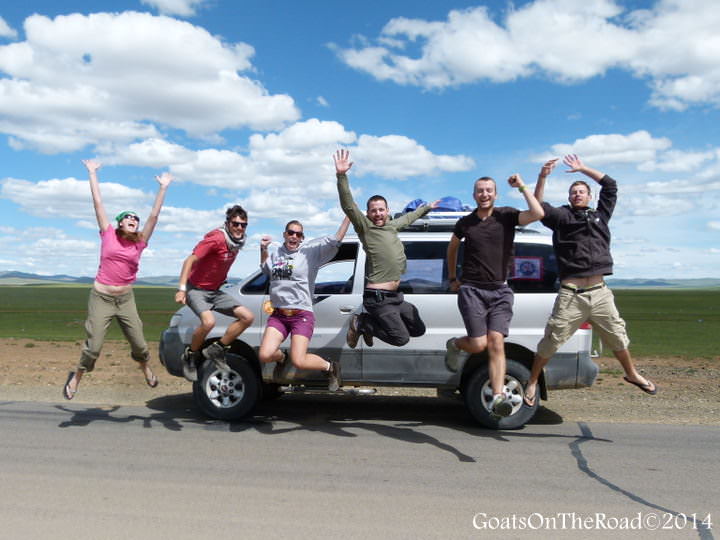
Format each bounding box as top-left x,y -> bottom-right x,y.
51,392 -> 610,464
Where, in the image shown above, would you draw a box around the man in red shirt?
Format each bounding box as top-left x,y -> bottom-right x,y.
175,205 -> 254,381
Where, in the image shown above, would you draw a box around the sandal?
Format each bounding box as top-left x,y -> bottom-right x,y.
63,371 -> 77,400
523,391 -> 537,407
144,371 -> 159,388
623,376 -> 657,395
523,384 -> 537,407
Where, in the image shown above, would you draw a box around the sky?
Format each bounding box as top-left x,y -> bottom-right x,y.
0,0 -> 718,281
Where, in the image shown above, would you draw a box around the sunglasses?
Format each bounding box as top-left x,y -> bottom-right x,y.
124,215 -> 140,222
285,229 -> 304,238
229,221 -> 248,228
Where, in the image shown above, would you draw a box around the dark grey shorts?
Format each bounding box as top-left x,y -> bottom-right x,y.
186,285 -> 241,317
457,284 -> 514,338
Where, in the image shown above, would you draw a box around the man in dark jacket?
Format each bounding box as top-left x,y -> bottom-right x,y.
524,155 -> 656,407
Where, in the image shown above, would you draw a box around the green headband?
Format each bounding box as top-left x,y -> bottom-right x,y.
115,211 -> 140,222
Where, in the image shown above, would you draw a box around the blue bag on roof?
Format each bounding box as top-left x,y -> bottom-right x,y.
402,196 -> 470,215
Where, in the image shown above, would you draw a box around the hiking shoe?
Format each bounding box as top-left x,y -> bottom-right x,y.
327,360 -> 342,392
346,314 -> 360,349
202,341 -> 230,371
490,393 -> 513,418
272,350 -> 288,380
444,337 -> 468,372
181,346 -> 199,382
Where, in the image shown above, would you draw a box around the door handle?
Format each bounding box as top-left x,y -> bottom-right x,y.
339,306 -> 355,314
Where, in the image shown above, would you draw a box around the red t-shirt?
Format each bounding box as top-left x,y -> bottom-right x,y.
188,229 -> 240,290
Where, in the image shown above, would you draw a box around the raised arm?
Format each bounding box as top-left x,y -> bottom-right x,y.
446,235 -> 462,292
508,174 -> 544,226
259,235 -> 272,266
534,158 -> 558,203
141,172 -> 173,241
83,159 -> 110,231
563,154 -> 604,183
335,216 -> 351,242
334,150 -> 365,228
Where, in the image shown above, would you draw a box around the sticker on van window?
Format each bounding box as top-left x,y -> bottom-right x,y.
512,256 -> 543,280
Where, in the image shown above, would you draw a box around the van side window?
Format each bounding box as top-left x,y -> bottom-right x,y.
508,243 -> 559,293
399,241 -> 452,294
314,242 -> 359,295
241,272 -> 268,295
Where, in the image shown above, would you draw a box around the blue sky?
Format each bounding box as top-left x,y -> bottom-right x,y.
0,0 -> 718,280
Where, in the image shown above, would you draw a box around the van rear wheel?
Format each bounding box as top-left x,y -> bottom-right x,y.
463,359 -> 538,429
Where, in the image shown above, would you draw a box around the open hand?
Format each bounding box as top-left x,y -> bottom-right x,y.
333,149 -> 353,175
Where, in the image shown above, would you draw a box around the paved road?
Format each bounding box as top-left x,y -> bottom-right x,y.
0,393 -> 717,539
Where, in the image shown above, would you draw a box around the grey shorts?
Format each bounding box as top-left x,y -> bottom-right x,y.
457,284 -> 514,338
186,284 -> 241,317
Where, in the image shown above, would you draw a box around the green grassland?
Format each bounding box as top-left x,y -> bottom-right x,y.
0,285 -> 178,342
610,288 -> 719,359
0,285 -> 718,358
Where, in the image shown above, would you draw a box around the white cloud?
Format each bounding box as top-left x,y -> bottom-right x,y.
353,134 -> 475,179
140,0 -> 208,17
316,96 -> 329,107
334,0 -> 720,110
709,222 -> 720,231
0,12 -> 299,153
638,149 -> 717,172
103,119 -> 474,189
540,130 -> 672,166
0,177 -> 153,220
0,17 -> 18,39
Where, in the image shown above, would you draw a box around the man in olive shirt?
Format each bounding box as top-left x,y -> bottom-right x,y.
334,149 -> 439,347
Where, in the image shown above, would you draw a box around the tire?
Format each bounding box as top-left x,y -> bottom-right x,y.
192,352 -> 260,420
462,359 -> 538,429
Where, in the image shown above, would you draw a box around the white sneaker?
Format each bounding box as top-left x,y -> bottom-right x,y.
202,341 -> 230,371
490,393 -> 513,418
327,360 -> 342,392
445,337 -> 468,372
181,346 -> 199,382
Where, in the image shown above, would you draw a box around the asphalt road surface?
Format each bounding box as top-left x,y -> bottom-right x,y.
0,393 -> 717,540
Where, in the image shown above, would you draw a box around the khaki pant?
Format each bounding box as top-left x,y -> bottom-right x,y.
536,284 -> 630,359
77,288 -> 149,372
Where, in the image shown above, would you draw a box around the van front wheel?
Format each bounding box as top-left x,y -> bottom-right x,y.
193,353 -> 260,420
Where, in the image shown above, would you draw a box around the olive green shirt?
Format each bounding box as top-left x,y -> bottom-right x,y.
337,173 -> 432,284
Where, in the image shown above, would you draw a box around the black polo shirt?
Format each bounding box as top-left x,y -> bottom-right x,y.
453,206 -> 519,285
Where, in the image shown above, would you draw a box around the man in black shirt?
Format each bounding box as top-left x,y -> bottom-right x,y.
523,155 -> 656,407
446,173 -> 544,417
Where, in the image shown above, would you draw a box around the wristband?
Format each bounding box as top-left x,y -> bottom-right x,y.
518,185 -> 526,192
178,284 -> 187,292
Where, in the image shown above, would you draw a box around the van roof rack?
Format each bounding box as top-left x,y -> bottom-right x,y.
396,211 -> 543,233
398,211 -> 468,232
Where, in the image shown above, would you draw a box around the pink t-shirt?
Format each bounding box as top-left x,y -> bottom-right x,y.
95,225 -> 148,286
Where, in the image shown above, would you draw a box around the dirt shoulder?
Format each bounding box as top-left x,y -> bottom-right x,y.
1,338 -> 718,425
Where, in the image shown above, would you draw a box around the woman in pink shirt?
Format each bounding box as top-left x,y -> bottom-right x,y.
63,159 -> 172,399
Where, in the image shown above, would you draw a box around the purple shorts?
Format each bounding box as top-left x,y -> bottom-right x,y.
266,309 -> 315,340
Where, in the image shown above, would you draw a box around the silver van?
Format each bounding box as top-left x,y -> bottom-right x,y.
159,214 -> 598,429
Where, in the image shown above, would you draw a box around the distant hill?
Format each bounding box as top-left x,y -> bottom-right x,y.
0,271 -> 175,287
1,270 -> 718,289
606,278 -> 720,289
